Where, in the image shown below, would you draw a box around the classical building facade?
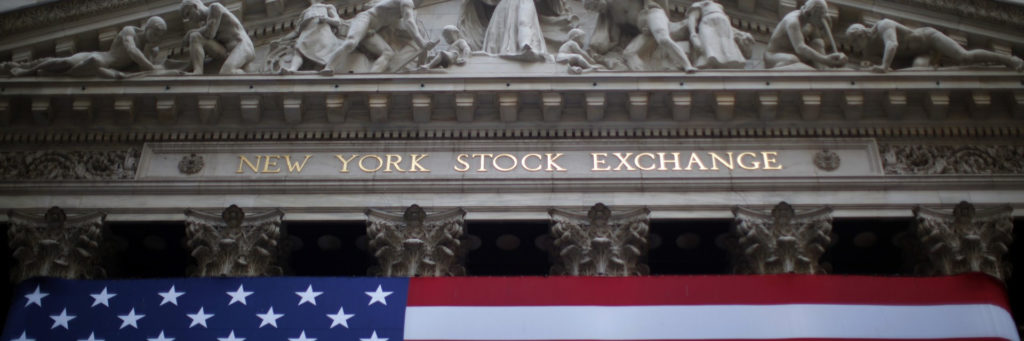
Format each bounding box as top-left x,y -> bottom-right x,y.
0,0 -> 1021,333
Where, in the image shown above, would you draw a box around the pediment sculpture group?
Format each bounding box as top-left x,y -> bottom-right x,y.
2,0 -> 1022,78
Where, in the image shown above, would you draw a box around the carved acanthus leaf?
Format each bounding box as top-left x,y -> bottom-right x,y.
911,201 -> 1014,281
184,205 -> 285,277
881,144 -> 1024,175
7,207 -> 107,282
548,203 -> 650,276
366,205 -> 467,277
0,148 -> 140,180
730,202 -> 833,274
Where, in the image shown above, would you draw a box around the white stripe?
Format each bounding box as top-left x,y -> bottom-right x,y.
405,304 -> 1019,340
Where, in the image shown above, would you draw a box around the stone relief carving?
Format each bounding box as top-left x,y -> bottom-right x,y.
0,148 -> 139,181
764,0 -> 847,70
846,19 -> 1023,72
7,207 -> 107,282
420,25 -> 473,70
180,0 -> 255,75
366,205 -> 467,277
267,0 -> 372,74
548,203 -> 650,276
910,201 -> 1013,281
458,0 -> 575,62
880,144 -> 1024,175
687,0 -> 755,69
184,205 -> 285,277
1,17 -> 179,78
178,153 -> 205,175
319,0 -> 436,74
814,149 -> 841,171
730,202 -> 833,274
585,0 -> 696,72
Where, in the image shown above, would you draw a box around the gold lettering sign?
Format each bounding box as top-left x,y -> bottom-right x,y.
234,151 -> 783,175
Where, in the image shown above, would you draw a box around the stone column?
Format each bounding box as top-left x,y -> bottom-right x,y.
911,201 -> 1013,281
366,205 -> 467,277
184,205 -> 285,277
548,203 -> 650,276
7,207 -> 106,281
730,202 -> 833,274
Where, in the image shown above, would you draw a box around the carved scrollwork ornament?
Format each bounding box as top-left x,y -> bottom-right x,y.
730,202 -> 833,274
814,149 -> 841,171
548,203 -> 650,276
911,201 -> 1014,281
880,144 -> 1024,175
7,207 -> 108,282
184,205 -> 285,277
178,153 -> 205,175
366,205 -> 467,277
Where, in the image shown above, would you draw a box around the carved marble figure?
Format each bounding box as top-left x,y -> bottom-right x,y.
846,19 -> 1024,72
687,0 -> 754,69
180,0 -> 255,75
321,0 -> 434,74
556,28 -> 599,74
764,0 -> 847,70
457,0 -> 575,61
584,0 -> 696,72
421,25 -> 472,69
267,0 -> 347,74
4,17 -> 173,78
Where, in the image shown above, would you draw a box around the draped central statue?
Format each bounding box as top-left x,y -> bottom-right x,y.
457,0 -> 575,62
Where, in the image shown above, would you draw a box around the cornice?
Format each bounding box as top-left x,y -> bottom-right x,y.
0,0 -> 153,36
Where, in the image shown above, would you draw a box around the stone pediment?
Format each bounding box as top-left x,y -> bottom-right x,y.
2,0 -> 1023,72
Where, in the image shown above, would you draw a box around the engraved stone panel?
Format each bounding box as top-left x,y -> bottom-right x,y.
881,144 -> 1024,175
0,148 -> 140,180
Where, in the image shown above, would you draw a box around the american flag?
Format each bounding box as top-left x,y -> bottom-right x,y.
2,274 -> 1019,341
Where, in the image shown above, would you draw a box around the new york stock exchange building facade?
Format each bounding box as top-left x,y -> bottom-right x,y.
0,0 -> 1023,339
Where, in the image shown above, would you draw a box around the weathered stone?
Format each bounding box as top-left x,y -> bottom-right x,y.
7,207 -> 106,282
549,203 -> 650,276
366,205 -> 467,277
730,202 -> 833,274
184,205 -> 285,277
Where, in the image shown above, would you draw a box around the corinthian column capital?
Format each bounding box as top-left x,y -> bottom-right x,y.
548,203 -> 650,276
184,205 -> 284,277
911,201 -> 1014,281
730,202 -> 833,274
7,207 -> 106,282
366,205 -> 467,277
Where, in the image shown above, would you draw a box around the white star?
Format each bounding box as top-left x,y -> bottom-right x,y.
218,330 -> 245,341
326,306 -> 355,328
289,331 -> 316,341
226,285 -> 253,306
11,331 -> 34,341
295,285 -> 323,306
78,332 -> 103,341
49,308 -> 75,329
360,331 -> 388,341
90,287 -> 116,307
158,286 -> 185,306
187,307 -> 214,328
147,331 -> 175,341
118,308 -> 145,329
365,285 -> 393,306
24,286 -> 48,307
256,307 -> 284,328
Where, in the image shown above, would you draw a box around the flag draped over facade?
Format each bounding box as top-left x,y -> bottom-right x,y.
2,274 -> 1018,341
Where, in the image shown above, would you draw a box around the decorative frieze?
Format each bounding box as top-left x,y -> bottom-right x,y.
7,207 -> 106,282
548,203 -> 650,276
880,144 -> 1024,175
366,205 -> 467,277
730,202 -> 833,274
910,201 -> 1013,280
184,205 -> 285,277
0,148 -> 140,180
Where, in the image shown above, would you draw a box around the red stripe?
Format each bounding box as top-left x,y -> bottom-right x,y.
408,273 -> 1010,310
407,339 -> 1011,341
